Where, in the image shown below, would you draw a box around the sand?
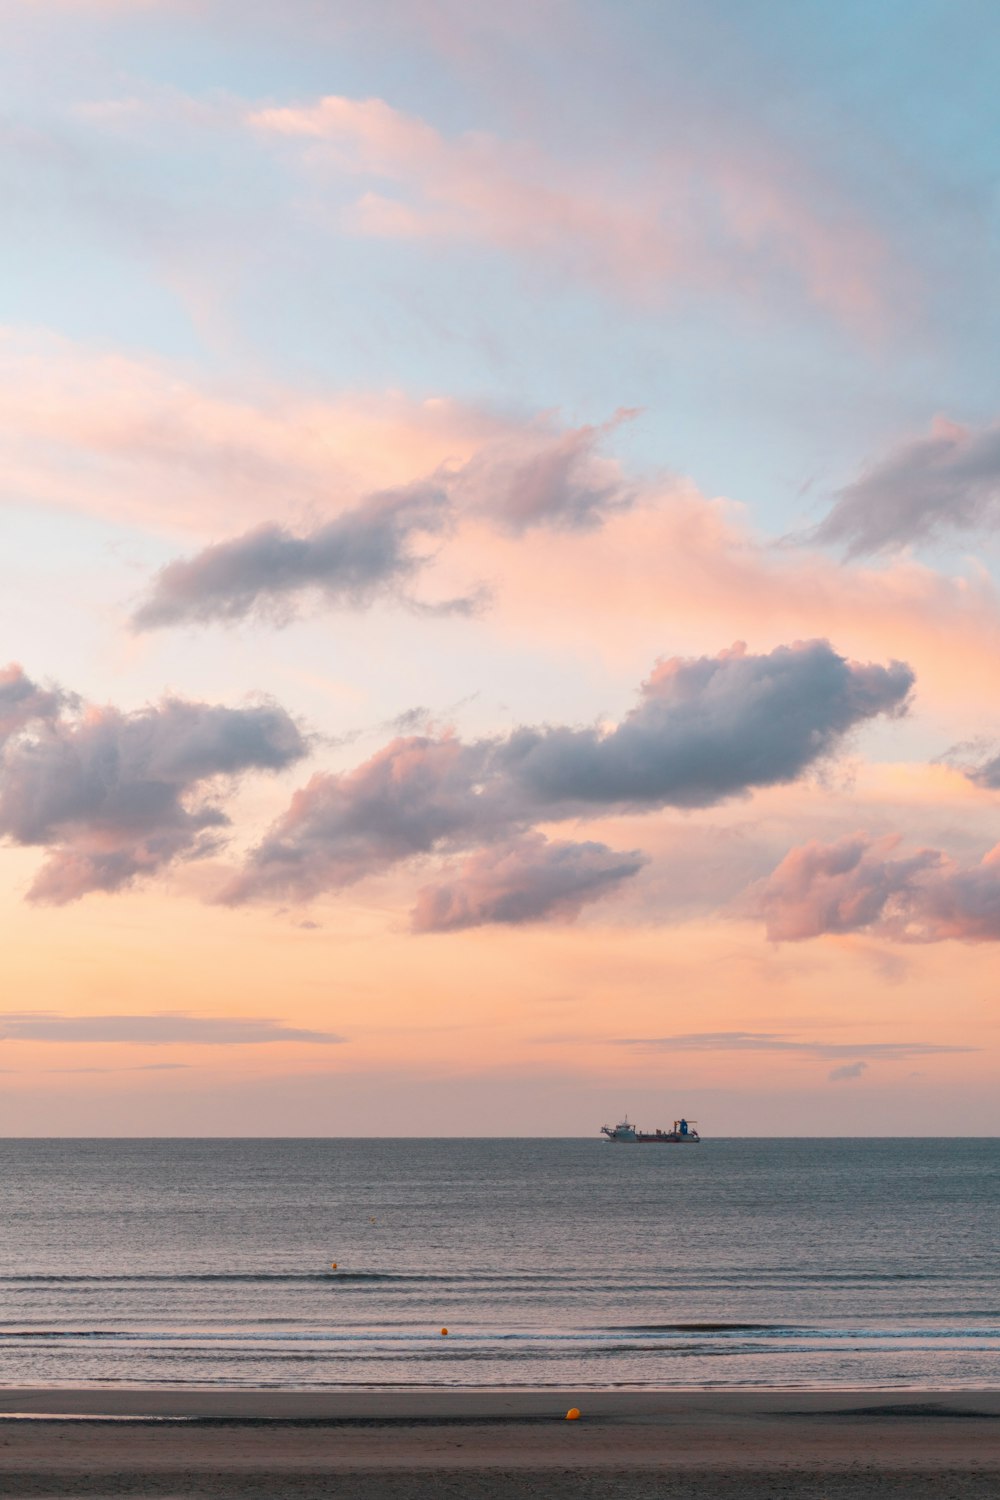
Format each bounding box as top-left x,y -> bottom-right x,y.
1,1388 -> 999,1498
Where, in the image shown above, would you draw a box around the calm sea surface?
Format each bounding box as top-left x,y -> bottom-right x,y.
1,1138 -> 998,1390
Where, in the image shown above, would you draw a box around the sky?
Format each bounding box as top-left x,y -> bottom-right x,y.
1,0 -> 999,1135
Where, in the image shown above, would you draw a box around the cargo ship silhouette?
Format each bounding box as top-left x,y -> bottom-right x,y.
600,1116 -> 700,1143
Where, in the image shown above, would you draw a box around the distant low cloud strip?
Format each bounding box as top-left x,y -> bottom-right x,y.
0,1012 -> 342,1044
613,1031 -> 972,1059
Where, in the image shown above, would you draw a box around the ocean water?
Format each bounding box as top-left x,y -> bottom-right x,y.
1,1137 -> 998,1390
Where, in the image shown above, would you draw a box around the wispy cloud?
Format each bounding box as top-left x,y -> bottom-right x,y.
250,94 -> 886,324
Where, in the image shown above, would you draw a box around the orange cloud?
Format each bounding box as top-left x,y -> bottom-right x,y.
449,491 -> 1000,713
0,328 -> 509,535
0,329 -> 640,552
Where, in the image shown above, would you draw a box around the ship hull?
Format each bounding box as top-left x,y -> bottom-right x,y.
605,1135 -> 699,1143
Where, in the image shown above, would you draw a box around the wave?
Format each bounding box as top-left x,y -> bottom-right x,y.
0,1272 -> 459,1285
620,1323 -> 779,1333
0,1268 -> 963,1289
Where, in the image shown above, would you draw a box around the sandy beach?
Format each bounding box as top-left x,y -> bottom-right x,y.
1,1388 -> 998,1498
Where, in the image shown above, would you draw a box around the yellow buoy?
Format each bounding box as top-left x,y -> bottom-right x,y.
565,1408 -> 581,1421
440,1327 -> 449,1336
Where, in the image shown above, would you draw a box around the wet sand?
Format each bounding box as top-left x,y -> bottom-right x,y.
1,1388 -> 998,1498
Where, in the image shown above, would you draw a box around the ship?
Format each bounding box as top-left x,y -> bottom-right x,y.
600,1116 -> 700,1143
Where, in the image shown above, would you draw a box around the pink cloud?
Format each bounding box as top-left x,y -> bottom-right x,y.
756,833 -> 941,941
756,831 -> 1000,943
0,329 -> 514,534
456,489 -> 1000,713
0,329 -> 636,543
250,95 -> 886,324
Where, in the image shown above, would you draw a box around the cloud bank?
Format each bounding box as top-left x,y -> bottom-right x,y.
756,831 -> 1000,943
222,639 -> 912,905
0,664 -> 306,901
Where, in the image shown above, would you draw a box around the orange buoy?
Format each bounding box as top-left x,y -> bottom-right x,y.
330,1262 -> 338,1270
565,1408 -> 581,1421
440,1327 -> 449,1336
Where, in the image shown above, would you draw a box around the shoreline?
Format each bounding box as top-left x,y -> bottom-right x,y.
3,1378 -> 1000,1393
1,1386 -> 1000,1482
3,1388 -> 999,1497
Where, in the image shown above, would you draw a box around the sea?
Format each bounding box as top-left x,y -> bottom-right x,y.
1,1137 -> 998,1391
